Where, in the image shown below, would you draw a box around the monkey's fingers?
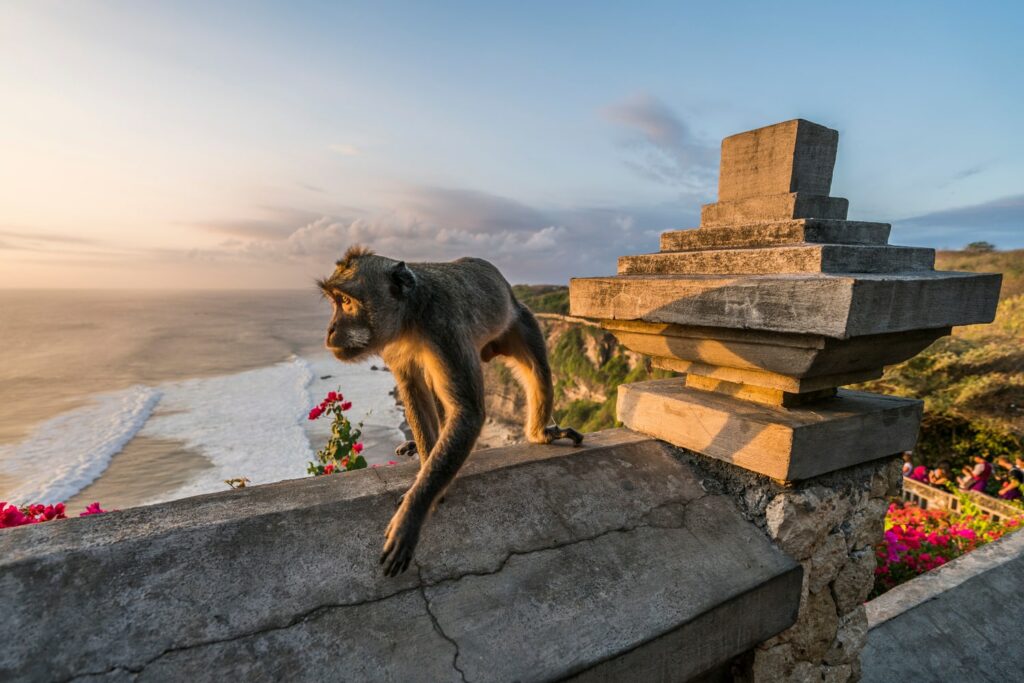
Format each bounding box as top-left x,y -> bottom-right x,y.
395,440 -> 418,458
544,425 -> 585,446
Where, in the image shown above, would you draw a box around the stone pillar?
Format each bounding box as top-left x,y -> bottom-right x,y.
569,119 -> 1001,682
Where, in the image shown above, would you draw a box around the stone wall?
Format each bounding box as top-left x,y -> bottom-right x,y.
674,450 -> 903,682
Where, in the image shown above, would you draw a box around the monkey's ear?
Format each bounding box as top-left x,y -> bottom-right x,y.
389,261 -> 416,299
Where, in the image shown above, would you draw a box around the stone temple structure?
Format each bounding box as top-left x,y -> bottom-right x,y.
0,120 -> 1004,683
569,118 -> 1002,679
571,119 -> 999,481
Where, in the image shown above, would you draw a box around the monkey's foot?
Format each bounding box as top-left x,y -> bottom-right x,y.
395,440 -> 418,458
544,425 -> 584,446
381,502 -> 423,577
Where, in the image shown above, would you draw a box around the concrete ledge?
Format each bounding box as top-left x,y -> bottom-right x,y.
862,528 -> 1024,682
617,380 -> 922,481
0,429 -> 801,683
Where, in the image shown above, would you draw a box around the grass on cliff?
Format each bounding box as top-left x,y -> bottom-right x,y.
855,249 -> 1024,469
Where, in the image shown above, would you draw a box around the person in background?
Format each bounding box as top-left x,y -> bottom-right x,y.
958,456 -> 993,492
902,451 -> 914,477
909,465 -> 929,483
928,462 -> 952,488
996,455 -> 1024,480
998,469 -> 1023,501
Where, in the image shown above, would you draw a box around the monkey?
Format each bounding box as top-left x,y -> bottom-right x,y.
318,246 -> 583,577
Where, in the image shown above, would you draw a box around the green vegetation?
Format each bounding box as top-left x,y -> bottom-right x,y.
856,249 -> 1024,470
511,284 -> 570,314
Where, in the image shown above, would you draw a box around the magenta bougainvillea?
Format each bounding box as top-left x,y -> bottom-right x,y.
0,501 -> 108,529
871,500 -> 1021,597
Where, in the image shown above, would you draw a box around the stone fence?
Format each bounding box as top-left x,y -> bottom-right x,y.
901,477 -> 1022,523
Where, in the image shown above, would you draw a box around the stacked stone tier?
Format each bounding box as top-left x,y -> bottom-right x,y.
660,220 -> 892,251
571,270 -> 1000,339
619,244 -> 935,275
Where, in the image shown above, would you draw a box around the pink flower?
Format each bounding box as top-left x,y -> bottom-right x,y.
308,406 -> 324,420
341,401 -> 353,411
79,502 -> 107,517
353,442 -> 364,454
387,460 -> 397,466
326,391 -> 340,403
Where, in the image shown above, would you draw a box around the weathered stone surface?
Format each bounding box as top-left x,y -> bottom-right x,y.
660,220 -> 891,251
825,606 -> 868,666
786,587 -> 840,661
806,532 -> 847,593
766,487 -> 852,561
618,380 -> 922,481
841,496 -> 889,551
619,244 -> 934,276
718,119 -> 839,202
602,320 -> 945,390
701,193 -> 849,227
571,270 -> 1001,339
0,429 -> 801,683
832,548 -> 876,613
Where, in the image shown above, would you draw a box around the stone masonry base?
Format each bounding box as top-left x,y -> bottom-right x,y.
671,448 -> 903,683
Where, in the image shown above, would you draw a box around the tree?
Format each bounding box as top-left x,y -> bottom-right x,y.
964,241 -> 996,253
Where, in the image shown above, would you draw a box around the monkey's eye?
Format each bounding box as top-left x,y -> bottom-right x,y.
337,294 -> 357,314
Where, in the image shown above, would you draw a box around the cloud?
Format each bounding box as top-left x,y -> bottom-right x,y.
328,143 -> 361,156
891,193 -> 1024,249
183,186 -> 697,283
191,207 -> 329,241
0,228 -> 103,246
602,92 -> 717,194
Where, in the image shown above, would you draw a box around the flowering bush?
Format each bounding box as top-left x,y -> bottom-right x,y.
0,501 -> 107,529
871,500 -> 1022,598
307,390 -> 367,475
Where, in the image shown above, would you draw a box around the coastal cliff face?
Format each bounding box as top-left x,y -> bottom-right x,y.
480,287 -> 672,443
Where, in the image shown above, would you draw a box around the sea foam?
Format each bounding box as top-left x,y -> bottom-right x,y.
0,386 -> 161,505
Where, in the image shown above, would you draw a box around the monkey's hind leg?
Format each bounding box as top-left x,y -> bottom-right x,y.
501,304 -> 583,446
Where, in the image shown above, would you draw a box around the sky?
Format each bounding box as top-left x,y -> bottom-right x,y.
1,0 -> 1022,288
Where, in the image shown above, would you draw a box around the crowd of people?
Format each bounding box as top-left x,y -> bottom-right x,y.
903,452 -> 1024,501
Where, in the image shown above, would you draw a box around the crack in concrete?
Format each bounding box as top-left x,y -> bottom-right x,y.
62,585 -> 423,683
417,563 -> 469,683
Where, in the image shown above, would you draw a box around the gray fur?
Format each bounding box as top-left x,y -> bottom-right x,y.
319,248 -> 582,576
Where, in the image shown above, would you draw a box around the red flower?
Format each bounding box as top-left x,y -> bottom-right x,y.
387,460 -> 397,466
341,457 -> 350,468
326,391 -> 341,403
308,406 -> 324,420
341,401 -> 352,411
323,464 -> 335,475
80,502 -> 107,517
353,442 -> 364,454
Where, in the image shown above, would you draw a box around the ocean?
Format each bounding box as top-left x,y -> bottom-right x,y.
0,290 -> 406,511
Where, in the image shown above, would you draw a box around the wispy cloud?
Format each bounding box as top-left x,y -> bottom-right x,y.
602,92 -> 717,195
328,143 -> 361,156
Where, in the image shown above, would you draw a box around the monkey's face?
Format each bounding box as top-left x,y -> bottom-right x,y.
319,250 -> 414,363
323,287 -> 378,362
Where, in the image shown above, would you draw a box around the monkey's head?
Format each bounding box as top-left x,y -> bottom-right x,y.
318,246 -> 417,362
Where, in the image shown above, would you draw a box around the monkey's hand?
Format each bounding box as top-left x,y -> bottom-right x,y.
544,425 -> 584,446
395,440 -> 418,458
381,497 -> 425,577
